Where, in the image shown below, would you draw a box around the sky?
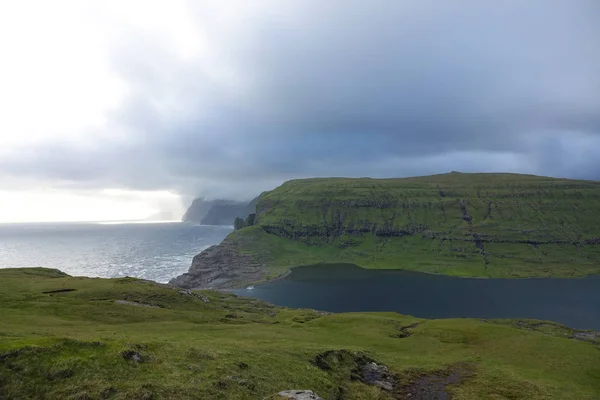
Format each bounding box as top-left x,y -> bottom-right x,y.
0,0 -> 599,222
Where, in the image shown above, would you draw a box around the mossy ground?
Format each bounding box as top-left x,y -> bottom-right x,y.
231,173 -> 600,280
1,268 -> 598,399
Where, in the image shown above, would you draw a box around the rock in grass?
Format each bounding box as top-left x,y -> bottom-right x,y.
121,350 -> 143,363
360,362 -> 395,391
277,390 -> 324,400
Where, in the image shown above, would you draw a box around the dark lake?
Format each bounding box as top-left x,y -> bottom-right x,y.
233,264 -> 600,330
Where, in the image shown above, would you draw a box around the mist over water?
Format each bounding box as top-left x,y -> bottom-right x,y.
0,222 -> 231,283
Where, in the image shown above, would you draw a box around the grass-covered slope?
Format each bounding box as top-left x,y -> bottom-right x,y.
232,172 -> 600,279
1,268 -> 599,399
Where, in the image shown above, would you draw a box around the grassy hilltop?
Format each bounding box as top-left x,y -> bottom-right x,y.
226,172 -> 600,280
1,268 -> 599,399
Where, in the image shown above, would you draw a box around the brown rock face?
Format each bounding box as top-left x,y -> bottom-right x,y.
168,238 -> 265,289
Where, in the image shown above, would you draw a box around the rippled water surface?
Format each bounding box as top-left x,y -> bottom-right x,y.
0,222 -> 231,283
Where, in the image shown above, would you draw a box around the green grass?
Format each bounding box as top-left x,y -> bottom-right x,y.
231,172 -> 600,279
1,268 -> 599,399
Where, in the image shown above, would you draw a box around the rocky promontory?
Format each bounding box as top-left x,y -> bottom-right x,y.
168,236 -> 266,289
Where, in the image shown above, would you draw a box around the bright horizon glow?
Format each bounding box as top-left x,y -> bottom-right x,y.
0,189 -> 185,223
0,220 -> 182,225
96,220 -> 182,225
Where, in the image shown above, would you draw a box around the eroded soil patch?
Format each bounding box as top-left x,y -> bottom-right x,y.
397,363 -> 474,400
313,350 -> 473,399
391,322 -> 420,338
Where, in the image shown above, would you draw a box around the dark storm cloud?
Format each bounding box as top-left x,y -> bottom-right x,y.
3,0 -> 600,198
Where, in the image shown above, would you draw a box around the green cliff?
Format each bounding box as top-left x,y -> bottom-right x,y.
173,172 -> 600,288
1,268 -> 599,399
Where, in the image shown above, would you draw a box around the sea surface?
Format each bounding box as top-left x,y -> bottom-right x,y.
0,221 -> 232,283
234,263 -> 600,330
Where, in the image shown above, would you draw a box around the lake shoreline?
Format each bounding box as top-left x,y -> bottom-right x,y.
233,263 -> 600,330
243,262 -> 600,290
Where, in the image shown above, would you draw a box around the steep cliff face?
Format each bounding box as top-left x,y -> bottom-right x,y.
255,173 -> 600,243
181,198 -> 214,223
200,198 -> 258,225
171,172 -> 600,288
182,197 -> 258,225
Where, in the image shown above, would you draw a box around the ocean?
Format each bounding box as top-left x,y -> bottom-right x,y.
0,221 -> 232,283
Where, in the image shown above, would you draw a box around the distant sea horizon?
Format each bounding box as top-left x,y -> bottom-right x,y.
0,219 -> 183,225
0,221 -> 232,283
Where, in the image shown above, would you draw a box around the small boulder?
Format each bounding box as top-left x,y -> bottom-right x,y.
277,390 -> 325,400
361,362 -> 396,391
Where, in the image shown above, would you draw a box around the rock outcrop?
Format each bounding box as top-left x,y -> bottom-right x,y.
168,237 -> 265,289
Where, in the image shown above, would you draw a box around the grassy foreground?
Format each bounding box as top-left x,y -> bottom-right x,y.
1,268 -> 599,399
233,173 -> 600,280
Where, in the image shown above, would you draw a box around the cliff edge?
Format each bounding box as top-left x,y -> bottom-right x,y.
171,172 -> 600,288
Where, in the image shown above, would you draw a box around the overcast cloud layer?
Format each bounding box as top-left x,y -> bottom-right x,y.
1,0 -> 600,208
